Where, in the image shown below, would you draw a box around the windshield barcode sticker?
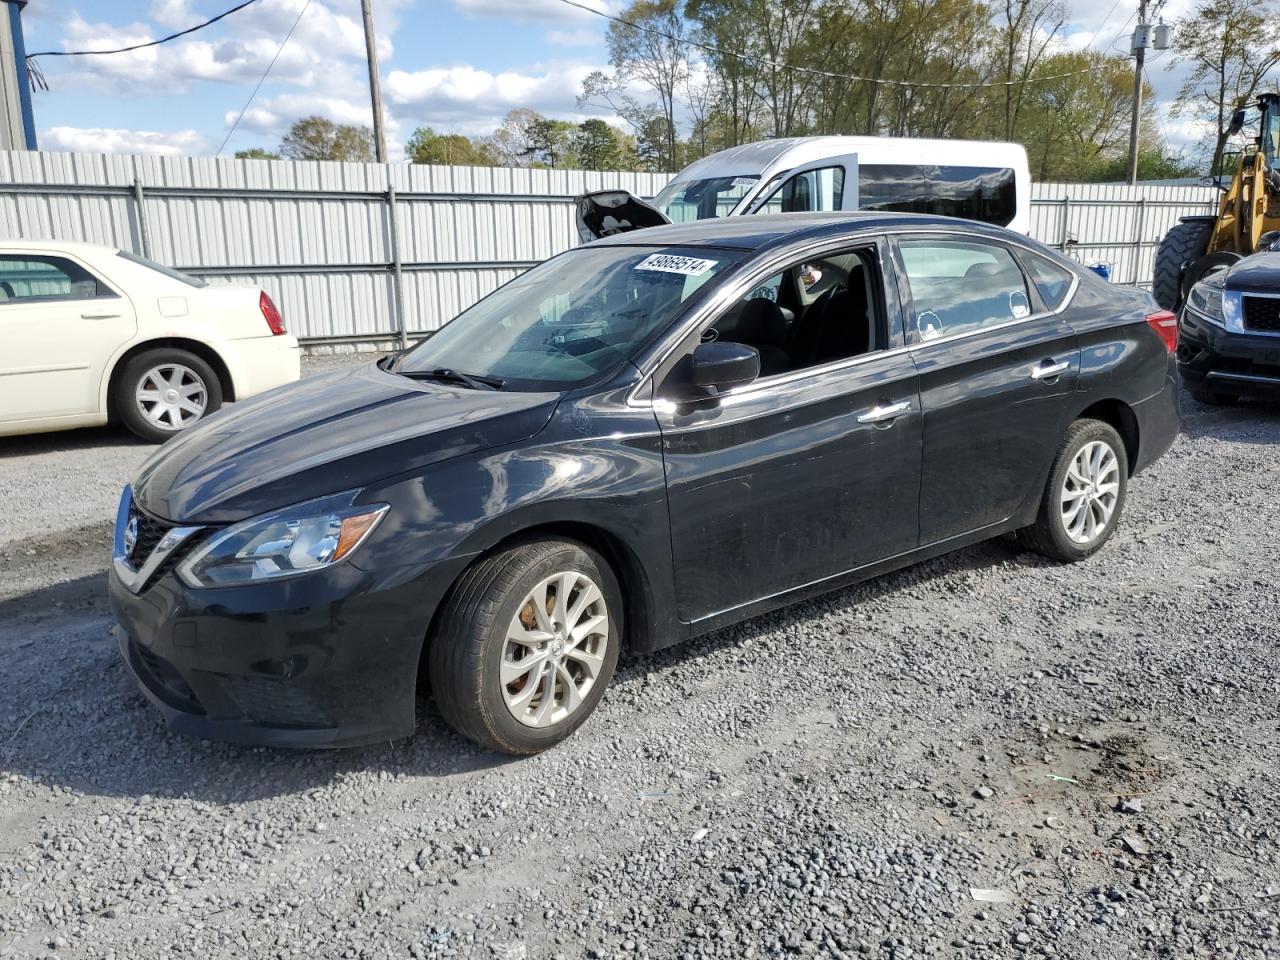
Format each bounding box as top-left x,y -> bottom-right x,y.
635,254 -> 718,276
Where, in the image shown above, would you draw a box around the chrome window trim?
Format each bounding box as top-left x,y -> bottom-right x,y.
112,485 -> 203,595
1230,289 -> 1280,337
626,226 -> 1081,408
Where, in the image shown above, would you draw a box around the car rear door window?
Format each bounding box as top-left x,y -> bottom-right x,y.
898,239 -> 1032,341
0,255 -> 116,304
1021,252 -> 1075,310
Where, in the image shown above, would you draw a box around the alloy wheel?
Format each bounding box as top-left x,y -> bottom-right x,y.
135,363 -> 209,431
501,571 -> 609,728
1059,439 -> 1120,544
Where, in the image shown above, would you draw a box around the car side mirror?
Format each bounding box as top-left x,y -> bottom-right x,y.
1228,108 -> 1247,136
688,341 -> 761,392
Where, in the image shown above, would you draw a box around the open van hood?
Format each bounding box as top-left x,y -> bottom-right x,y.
576,190 -> 671,242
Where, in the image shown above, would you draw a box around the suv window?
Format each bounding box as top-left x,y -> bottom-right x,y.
754,166 -> 845,214
898,239 -> 1031,341
0,255 -> 116,303
701,244 -> 883,379
1022,252 -> 1074,310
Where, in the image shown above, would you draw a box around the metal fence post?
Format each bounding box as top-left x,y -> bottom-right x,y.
131,178 -> 152,259
1132,197 -> 1147,286
1059,195 -> 1071,253
386,182 -> 407,349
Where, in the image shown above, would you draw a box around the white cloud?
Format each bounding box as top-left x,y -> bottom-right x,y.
387,60 -> 606,116
545,27 -> 600,47
450,0 -> 612,25
41,125 -> 207,156
53,0 -> 386,97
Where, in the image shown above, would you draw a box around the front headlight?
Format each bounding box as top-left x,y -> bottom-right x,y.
177,490 -> 388,588
1185,278 -> 1226,325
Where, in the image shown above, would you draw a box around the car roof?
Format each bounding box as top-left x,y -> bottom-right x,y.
0,239 -> 120,255
586,211 -> 1018,251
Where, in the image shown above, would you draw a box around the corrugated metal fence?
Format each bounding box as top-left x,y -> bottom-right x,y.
0,150 -> 1216,345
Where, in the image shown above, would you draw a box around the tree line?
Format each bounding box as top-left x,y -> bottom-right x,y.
236,0 -> 1280,183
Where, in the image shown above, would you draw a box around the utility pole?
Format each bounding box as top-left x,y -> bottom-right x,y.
1126,0 -> 1150,185
360,0 -> 388,163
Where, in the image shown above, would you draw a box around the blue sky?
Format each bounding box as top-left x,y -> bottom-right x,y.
18,0 -> 1202,160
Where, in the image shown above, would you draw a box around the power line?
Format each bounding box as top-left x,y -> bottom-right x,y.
27,0 -> 261,59
217,0 -> 314,156
555,0 -> 1119,89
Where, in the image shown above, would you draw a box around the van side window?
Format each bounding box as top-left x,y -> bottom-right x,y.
0,255 -> 116,304
899,239 -> 1031,341
702,245 -> 883,378
753,166 -> 845,214
860,165 -> 1016,227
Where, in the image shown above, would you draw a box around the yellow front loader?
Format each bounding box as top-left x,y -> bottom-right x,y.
1153,92 -> 1280,309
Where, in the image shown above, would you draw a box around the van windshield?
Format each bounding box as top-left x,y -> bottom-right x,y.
396,245 -> 743,391
653,176 -> 759,222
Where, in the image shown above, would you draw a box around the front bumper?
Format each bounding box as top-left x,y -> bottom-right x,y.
1177,310 -> 1280,398
109,551 -> 468,749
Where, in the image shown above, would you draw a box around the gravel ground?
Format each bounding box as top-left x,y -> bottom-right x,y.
1,361 -> 1278,960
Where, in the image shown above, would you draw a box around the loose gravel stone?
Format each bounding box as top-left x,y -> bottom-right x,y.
1,363 -> 1278,959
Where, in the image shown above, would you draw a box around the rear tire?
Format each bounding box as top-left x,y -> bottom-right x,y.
1152,219 -> 1213,310
428,538 -> 622,755
115,348 -> 222,443
1017,419 -> 1129,563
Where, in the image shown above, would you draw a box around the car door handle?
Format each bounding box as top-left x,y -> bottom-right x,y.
1030,359 -> 1071,380
857,400 -> 912,424
81,311 -> 122,319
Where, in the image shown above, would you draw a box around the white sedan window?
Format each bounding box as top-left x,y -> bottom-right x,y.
0,255 -> 115,303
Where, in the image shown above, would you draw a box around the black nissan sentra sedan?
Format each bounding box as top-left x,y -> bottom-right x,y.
110,212 -> 1180,755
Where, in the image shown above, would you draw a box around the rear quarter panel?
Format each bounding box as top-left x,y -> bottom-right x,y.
1065,277 -> 1168,405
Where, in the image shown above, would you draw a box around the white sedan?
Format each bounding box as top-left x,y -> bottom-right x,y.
0,240 -> 301,443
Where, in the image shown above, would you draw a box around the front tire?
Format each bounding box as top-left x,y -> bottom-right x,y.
115,348 -> 223,443
1018,419 -> 1128,562
428,538 -> 622,755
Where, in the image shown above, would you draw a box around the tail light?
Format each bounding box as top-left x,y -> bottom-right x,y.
259,291 -> 286,336
1146,309 -> 1177,353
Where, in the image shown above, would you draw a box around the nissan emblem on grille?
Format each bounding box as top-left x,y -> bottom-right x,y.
123,515 -> 139,560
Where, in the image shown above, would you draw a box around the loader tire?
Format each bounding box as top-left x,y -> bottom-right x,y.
1152,219 -> 1213,310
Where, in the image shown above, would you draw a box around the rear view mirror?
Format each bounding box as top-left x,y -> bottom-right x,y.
689,341 -> 760,392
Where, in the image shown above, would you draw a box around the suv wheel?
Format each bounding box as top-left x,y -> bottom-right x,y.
115,348 -> 223,443
429,538 -> 621,754
1018,419 -> 1128,562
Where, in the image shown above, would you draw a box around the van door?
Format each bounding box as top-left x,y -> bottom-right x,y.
746,154 -> 859,214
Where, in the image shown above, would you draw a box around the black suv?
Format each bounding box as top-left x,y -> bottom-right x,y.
1179,252 -> 1280,403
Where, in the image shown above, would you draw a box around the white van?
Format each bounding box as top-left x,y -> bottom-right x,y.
577,135 -> 1031,240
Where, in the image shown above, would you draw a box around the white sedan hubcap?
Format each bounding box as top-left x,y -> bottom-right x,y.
136,363 -> 208,431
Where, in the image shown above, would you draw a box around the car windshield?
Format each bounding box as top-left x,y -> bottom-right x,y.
653,176 -> 760,222
396,245 -> 743,390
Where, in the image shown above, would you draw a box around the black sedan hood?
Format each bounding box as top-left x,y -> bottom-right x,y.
1226,252 -> 1280,293
132,362 -> 560,524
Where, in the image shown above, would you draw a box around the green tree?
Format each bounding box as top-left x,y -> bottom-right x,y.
524,117 -> 578,167
574,119 -> 624,170
235,147 -> 281,160
405,127 -> 496,166
279,116 -> 375,162
1171,0 -> 1280,177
